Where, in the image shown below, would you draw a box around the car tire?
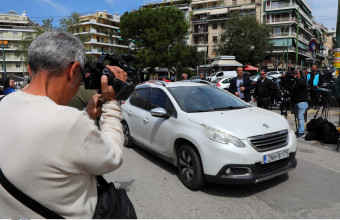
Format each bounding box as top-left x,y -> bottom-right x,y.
122,121 -> 133,148
177,144 -> 206,190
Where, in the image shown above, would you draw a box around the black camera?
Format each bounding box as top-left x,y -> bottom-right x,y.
280,74 -> 295,91
83,53 -> 139,100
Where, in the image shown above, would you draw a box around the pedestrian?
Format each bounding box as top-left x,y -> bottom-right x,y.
200,73 -> 206,80
2,77 -> 16,95
291,70 -> 309,138
253,70 -> 273,109
0,31 -> 127,218
229,66 -> 254,102
307,65 -> 323,108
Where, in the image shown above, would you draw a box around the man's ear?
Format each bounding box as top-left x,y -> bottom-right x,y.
69,62 -> 81,85
28,65 -> 32,76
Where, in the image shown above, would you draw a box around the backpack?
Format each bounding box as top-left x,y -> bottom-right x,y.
321,120 -> 339,144
305,117 -> 339,144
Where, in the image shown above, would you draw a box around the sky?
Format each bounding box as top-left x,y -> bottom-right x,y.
1,0 -> 338,30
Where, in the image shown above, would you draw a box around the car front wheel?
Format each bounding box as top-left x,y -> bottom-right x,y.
177,144 -> 206,190
122,121 -> 133,148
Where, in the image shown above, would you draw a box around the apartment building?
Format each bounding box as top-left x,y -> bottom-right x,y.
74,10 -> 129,59
324,29 -> 336,66
190,0 -> 262,61
263,0 -> 315,70
0,11 -> 35,80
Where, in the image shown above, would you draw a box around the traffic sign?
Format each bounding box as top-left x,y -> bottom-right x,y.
308,39 -> 317,52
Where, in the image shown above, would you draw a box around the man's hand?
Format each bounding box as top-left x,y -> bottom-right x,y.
101,65 -> 128,102
235,92 -> 240,96
86,94 -> 104,119
240,86 -> 245,92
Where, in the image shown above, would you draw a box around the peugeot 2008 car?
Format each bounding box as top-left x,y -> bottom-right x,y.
121,81 -> 297,190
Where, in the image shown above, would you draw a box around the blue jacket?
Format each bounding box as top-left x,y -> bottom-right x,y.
3,88 -> 16,95
307,73 -> 321,89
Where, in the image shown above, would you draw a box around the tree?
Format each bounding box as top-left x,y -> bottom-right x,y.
120,7 -> 191,75
216,14 -> 273,66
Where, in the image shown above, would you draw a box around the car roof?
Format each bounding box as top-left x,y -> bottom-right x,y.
136,81 -> 209,89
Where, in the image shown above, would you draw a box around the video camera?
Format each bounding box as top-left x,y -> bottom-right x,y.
83,53 -> 140,100
279,73 -> 296,92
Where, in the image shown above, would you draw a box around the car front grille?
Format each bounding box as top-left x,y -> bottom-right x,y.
248,130 -> 288,152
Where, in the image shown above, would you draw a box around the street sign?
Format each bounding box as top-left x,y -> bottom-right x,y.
308,39 -> 317,52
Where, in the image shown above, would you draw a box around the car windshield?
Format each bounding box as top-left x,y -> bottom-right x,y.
168,86 -> 250,113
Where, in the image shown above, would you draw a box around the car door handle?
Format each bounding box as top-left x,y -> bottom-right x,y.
127,110 -> 132,116
143,118 -> 149,123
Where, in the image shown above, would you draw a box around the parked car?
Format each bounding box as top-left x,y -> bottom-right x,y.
121,81 -> 297,190
206,71 -> 237,82
212,76 -> 232,90
267,71 -> 282,79
189,76 -> 200,80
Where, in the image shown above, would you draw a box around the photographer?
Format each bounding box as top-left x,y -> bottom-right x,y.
253,70 -> 273,109
0,31 -> 126,218
291,70 -> 309,138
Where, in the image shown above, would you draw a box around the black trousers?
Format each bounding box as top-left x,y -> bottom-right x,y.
257,97 -> 270,109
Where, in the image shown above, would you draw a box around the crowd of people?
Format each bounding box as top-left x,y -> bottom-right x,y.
227,65 -> 329,139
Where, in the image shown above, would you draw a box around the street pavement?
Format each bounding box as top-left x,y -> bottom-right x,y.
104,104 -> 340,219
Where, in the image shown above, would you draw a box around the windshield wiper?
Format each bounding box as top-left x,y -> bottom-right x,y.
213,106 -> 247,111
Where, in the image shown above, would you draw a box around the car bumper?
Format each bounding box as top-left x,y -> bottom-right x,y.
205,152 -> 297,184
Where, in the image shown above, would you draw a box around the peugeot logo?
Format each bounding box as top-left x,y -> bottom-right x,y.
263,124 -> 270,129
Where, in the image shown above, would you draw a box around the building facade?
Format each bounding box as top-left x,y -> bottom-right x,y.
263,0 -> 314,70
0,11 -> 35,80
190,0 -> 263,61
74,10 -> 129,59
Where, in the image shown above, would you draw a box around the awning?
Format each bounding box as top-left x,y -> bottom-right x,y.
193,10 -> 211,15
192,0 -> 219,5
211,60 -> 243,67
245,65 -> 258,71
293,39 -> 309,50
210,8 -> 229,15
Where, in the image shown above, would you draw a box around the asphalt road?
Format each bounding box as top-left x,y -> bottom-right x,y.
104,105 -> 340,219
104,139 -> 340,219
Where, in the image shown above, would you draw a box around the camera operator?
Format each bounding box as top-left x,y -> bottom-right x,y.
0,31 -> 127,218
307,65 -> 323,108
253,70 -> 274,109
291,70 -> 309,138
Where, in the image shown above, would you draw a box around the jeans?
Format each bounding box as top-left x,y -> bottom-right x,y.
294,102 -> 308,134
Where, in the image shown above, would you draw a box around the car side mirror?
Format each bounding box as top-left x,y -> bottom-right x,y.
150,107 -> 170,119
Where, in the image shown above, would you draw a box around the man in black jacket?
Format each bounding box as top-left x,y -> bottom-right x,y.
291,70 -> 309,138
253,70 -> 273,109
229,66 -> 254,102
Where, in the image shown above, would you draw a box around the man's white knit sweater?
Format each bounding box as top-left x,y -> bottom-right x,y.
0,90 -> 124,218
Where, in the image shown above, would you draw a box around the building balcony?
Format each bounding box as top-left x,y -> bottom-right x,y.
193,41 -> 208,46
266,3 -> 313,25
266,17 -> 296,24
192,29 -> 209,34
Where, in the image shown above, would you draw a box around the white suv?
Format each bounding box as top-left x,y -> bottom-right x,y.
121,81 -> 297,190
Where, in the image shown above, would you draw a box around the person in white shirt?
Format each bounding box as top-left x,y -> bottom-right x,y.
0,31 -> 127,218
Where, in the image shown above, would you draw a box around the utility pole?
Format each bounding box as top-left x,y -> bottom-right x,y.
1,40 -> 7,80
296,7 -> 300,69
334,0 -> 340,71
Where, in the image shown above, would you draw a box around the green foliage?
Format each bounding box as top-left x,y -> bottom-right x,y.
216,14 -> 273,66
120,7 -> 194,74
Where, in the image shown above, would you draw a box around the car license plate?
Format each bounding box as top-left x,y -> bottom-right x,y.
263,149 -> 289,164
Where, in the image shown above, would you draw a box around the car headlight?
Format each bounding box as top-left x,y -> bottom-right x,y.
201,125 -> 245,148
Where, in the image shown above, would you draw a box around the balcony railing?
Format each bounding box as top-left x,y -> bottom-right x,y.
266,17 -> 296,23
192,29 -> 208,34
267,3 -> 294,10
